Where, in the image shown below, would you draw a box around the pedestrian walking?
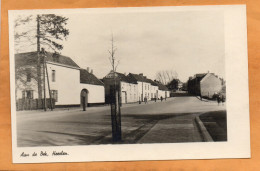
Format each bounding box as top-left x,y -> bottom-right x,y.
144,96 -> 147,104
160,96 -> 163,102
217,95 -> 220,105
221,95 -> 225,105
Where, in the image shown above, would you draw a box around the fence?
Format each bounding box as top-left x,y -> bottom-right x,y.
16,98 -> 55,111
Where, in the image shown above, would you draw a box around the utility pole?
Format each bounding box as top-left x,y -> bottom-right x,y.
36,15 -> 42,101
45,52 -> 53,111
40,48 -> 47,111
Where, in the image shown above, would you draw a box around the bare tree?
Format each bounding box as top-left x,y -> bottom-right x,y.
107,34 -> 121,142
108,34 -> 120,74
156,70 -> 178,85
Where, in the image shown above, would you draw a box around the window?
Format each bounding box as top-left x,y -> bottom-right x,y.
52,70 -> 56,82
26,72 -> 31,82
22,91 -> 25,99
51,90 -> 58,102
22,90 -> 33,99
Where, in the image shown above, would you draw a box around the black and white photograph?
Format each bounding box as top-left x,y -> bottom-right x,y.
9,5 -> 250,163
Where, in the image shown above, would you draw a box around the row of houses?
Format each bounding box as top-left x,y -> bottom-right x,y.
15,51 -> 170,109
102,71 -> 170,104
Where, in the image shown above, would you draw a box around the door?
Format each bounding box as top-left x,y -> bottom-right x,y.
121,91 -> 127,104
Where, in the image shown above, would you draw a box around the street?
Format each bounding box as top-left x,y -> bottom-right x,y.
16,96 -> 226,147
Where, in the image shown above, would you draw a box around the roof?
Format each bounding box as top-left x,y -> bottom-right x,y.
80,69 -> 104,86
128,73 -> 150,83
104,71 -> 137,84
153,82 -> 169,91
115,72 -> 131,83
146,78 -> 158,86
15,51 -> 80,68
194,73 -> 207,81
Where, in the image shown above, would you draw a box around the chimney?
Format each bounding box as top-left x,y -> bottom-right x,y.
52,52 -> 60,62
91,69 -> 93,74
87,67 -> 89,72
139,73 -> 143,76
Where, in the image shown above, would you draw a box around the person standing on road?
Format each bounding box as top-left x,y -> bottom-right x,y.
160,96 -> 163,102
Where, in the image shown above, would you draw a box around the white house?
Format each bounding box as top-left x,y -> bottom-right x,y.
15,51 -> 105,109
103,71 -> 138,104
127,73 -> 154,101
155,82 -> 170,99
187,72 -> 223,98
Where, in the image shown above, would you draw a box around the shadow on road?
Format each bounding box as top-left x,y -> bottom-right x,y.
199,110 -> 227,141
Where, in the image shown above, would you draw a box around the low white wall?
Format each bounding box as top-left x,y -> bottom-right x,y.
79,84 -> 105,104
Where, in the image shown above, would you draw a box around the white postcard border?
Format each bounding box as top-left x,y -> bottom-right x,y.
8,5 -> 250,163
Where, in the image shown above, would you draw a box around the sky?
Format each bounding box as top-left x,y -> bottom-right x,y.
15,8 -> 225,82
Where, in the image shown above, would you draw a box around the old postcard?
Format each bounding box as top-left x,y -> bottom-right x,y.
9,5 -> 250,163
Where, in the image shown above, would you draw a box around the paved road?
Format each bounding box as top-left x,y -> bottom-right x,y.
16,96 -> 226,147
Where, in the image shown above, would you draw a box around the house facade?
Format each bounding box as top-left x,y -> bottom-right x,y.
103,71 -> 138,104
127,73 -> 170,101
147,79 -> 159,100
200,73 -> 222,98
103,72 -> 170,103
15,51 -> 105,109
187,73 -> 223,98
156,82 -> 170,99
127,73 -> 152,102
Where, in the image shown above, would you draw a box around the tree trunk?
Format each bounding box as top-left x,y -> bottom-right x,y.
110,85 -> 122,142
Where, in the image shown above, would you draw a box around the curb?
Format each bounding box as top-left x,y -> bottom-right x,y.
195,116 -> 213,142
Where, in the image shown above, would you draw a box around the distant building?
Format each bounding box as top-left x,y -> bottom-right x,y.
187,73 -> 223,98
155,81 -> 170,99
178,82 -> 183,90
167,79 -> 182,91
103,72 -> 171,104
103,71 -> 138,104
15,51 -> 105,109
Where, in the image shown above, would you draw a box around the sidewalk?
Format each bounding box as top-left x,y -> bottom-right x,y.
138,113 -> 203,143
17,97 -> 175,115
